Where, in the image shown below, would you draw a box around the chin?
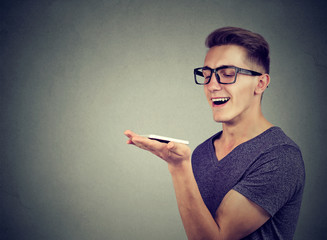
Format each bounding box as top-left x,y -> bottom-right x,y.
212,112 -> 235,123
213,115 -> 227,123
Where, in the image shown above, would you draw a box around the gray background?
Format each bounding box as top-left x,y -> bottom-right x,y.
1,0 -> 327,239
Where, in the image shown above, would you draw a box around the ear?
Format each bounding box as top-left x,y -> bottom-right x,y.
254,74 -> 270,95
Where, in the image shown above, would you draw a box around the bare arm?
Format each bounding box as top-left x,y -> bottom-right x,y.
124,130 -> 270,240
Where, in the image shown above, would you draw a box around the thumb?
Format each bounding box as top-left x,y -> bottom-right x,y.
167,141 -> 186,157
167,141 -> 176,151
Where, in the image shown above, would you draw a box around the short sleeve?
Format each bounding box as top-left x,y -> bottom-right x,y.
233,145 -> 305,216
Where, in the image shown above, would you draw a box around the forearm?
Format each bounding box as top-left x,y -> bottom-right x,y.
123,131 -> 220,238
169,162 -> 220,240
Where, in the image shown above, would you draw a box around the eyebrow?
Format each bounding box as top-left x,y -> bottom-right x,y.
203,65 -> 235,69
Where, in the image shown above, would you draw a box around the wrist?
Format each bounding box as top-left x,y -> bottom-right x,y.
168,159 -> 192,175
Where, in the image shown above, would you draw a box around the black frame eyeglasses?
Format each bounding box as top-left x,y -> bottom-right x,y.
194,65 -> 262,85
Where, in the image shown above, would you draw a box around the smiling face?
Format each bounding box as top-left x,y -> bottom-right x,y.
204,45 -> 263,124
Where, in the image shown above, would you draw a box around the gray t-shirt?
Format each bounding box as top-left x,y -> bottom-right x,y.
192,127 -> 305,240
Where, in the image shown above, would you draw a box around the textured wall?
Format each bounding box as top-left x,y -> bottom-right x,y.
1,0 -> 327,239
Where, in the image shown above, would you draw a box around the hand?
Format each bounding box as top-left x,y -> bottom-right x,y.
124,130 -> 191,170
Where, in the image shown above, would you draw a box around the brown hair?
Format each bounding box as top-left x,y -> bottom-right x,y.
205,27 -> 270,74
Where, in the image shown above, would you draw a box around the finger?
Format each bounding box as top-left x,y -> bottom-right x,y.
124,129 -> 137,138
133,135 -> 163,151
124,130 -> 168,157
126,139 -> 134,145
124,130 -> 142,145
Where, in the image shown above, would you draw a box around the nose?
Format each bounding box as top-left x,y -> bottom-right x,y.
206,73 -> 222,91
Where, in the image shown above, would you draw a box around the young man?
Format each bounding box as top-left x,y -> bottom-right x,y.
124,27 -> 305,240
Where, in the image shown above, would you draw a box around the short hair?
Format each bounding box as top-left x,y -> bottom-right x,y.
205,27 -> 270,74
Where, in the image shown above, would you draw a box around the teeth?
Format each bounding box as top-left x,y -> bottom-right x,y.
212,98 -> 229,102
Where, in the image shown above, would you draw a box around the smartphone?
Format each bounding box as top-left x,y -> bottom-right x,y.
141,134 -> 189,145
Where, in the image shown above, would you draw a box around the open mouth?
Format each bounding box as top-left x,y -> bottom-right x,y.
212,97 -> 230,106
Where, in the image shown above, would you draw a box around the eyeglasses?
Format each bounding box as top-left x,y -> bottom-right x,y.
194,66 -> 262,85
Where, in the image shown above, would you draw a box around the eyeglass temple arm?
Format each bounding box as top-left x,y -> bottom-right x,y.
238,68 -> 269,88
238,68 -> 262,76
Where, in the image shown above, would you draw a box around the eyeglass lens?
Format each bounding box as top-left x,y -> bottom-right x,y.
196,67 -> 237,84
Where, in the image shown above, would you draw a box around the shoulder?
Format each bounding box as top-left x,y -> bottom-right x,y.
258,126 -> 300,150
192,131 -> 222,156
245,127 -> 305,182
252,144 -> 305,183
257,127 -> 305,175
242,127 -> 303,162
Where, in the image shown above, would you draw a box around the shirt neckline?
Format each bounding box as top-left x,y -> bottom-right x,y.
210,126 -> 280,164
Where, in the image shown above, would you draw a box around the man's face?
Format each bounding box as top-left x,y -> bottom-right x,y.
203,45 -> 260,124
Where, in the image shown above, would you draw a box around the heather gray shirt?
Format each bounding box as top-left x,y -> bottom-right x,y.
192,127 -> 305,240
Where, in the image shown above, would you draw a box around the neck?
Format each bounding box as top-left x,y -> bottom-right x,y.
220,109 -> 273,148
